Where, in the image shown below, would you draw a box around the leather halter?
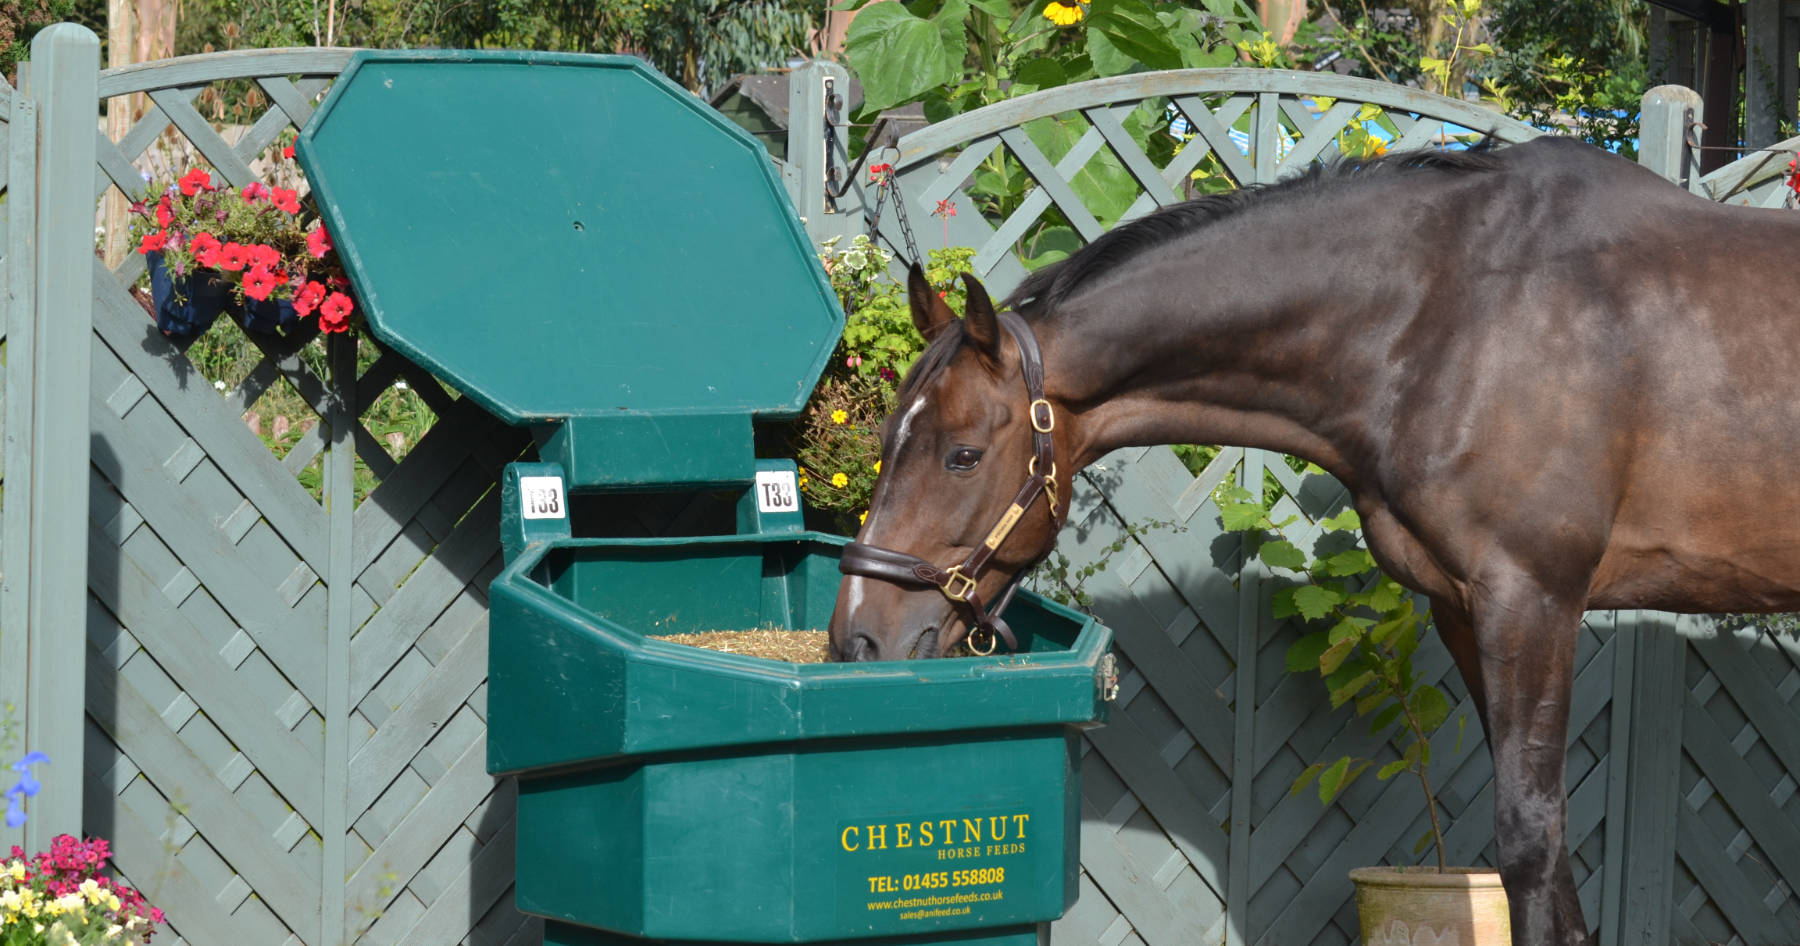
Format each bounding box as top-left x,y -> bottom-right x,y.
838,311 -> 1060,657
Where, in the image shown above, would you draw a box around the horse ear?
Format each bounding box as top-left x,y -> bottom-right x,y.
908,264 -> 955,341
961,272 -> 1001,364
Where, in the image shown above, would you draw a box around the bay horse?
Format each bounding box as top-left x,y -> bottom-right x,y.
829,135 -> 1800,946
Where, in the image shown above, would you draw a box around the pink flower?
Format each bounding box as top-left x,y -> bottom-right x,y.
306,225 -> 332,259
846,354 -> 862,368
241,181 -> 270,202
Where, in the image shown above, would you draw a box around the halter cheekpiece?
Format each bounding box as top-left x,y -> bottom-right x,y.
837,311 -> 1060,657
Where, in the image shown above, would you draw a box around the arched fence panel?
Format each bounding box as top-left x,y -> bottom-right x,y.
4,37 -> 1800,946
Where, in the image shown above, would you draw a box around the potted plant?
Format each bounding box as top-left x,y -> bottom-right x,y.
1218,486 -> 1511,946
128,149 -> 358,344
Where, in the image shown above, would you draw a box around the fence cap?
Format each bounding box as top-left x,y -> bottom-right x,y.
297,50 -> 842,488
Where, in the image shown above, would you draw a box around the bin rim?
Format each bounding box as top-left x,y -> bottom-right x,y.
494,530 -> 1111,683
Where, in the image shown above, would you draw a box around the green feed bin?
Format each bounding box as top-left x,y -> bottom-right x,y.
296,50 -> 1116,946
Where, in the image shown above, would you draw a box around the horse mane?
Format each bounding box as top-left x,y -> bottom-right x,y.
1004,141 -> 1506,312
897,318 -> 970,401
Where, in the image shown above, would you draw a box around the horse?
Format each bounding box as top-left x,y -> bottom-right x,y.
828,134 -> 1800,946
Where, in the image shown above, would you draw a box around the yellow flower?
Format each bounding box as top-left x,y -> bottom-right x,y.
859,511 -> 868,524
872,460 -> 881,473
798,475 -> 809,489
1043,0 -> 1082,25
830,409 -> 849,424
831,473 -> 849,488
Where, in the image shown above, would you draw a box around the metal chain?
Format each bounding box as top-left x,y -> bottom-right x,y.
884,166 -> 924,269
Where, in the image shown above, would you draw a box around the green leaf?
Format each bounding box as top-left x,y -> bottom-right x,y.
1419,55 -> 1446,70
1328,616 -> 1371,643
1290,584 -> 1344,621
1084,25 -> 1137,78
1084,0 -> 1184,71
1219,502 -> 1266,531
1012,57 -> 1067,94
1322,548 -> 1375,577
844,3 -> 964,113
1413,828 -> 1437,855
1285,632 -> 1330,673
1318,636 -> 1357,675
1317,508 -> 1361,532
1330,670 -> 1376,708
1368,703 -> 1403,737
1290,761 -> 1326,796
1354,688 -> 1387,717
1271,587 -> 1299,619
1409,686 -> 1450,733
1469,42 -> 1495,54
965,0 -> 1009,16
1364,579 -> 1404,615
1258,539 -> 1307,572
1376,759 -> 1410,780
1317,756 -> 1351,804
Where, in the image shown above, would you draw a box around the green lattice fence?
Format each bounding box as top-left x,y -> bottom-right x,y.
4,38 -> 1800,946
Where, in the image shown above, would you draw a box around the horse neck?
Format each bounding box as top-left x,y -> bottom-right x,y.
1036,204 -> 1412,477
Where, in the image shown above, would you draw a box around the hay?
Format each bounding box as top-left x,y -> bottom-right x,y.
650,629 -> 975,662
651,630 -> 833,663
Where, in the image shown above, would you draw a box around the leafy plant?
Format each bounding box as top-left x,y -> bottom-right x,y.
1218,485 -> 1462,870
793,241 -> 975,532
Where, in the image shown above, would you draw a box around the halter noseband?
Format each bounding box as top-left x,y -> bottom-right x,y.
837,311 -> 1060,657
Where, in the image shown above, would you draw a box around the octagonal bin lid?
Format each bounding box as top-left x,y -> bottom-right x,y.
296,50 -> 842,489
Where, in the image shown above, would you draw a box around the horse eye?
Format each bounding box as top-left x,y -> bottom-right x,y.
946,447 -> 983,472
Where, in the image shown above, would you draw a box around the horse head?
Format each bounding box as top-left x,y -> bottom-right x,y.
829,266 -> 1069,661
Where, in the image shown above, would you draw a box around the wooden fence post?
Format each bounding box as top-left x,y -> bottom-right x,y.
1605,611 -> 1686,946
786,60 -> 859,248
0,80 -> 38,858
12,22 -> 99,852
1638,84 -> 1704,194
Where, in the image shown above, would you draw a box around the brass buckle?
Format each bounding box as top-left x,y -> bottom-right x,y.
940,567 -> 978,603
1029,398 -> 1056,433
968,627 -> 998,656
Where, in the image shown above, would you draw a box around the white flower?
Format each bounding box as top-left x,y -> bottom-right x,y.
394,380 -> 409,391
213,380 -> 226,392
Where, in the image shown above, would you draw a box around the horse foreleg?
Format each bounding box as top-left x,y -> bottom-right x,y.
1455,573 -> 1592,946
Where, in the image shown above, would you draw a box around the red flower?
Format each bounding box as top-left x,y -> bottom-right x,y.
282,143 -> 296,159
191,232 -> 223,268
293,280 -> 327,317
867,162 -> 892,183
155,196 -> 173,228
271,187 -> 302,214
1788,158 -> 1800,196
241,181 -> 270,202
306,225 -> 332,259
932,198 -> 957,218
138,230 -> 168,254
178,167 -> 213,196
318,291 -> 354,333
217,242 -> 248,272
247,243 -> 281,270
243,264 -> 279,301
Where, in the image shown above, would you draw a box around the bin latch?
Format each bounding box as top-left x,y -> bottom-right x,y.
1097,653 -> 1120,702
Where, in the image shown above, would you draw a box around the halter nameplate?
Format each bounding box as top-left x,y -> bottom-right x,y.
984,503 -> 1027,550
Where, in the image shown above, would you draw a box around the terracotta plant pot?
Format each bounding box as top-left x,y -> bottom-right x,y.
1349,866 -> 1511,946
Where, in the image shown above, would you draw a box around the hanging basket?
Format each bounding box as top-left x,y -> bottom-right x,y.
146,252 -> 299,342
1349,867 -> 1512,946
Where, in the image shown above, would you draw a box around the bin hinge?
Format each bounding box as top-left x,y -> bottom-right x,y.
1097,653 -> 1120,702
